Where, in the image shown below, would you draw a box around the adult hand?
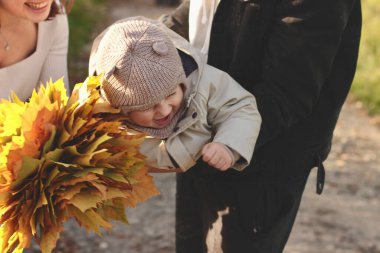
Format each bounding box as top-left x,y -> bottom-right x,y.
148,166 -> 183,173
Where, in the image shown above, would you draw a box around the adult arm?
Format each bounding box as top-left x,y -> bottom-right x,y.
148,166 -> 183,173
252,0 -> 361,147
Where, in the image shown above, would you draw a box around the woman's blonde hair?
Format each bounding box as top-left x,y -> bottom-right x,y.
48,0 -> 75,18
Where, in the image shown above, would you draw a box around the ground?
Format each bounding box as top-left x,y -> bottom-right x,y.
26,1 -> 380,252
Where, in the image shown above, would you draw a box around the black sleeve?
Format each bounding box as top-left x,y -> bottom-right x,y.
252,0 -> 361,147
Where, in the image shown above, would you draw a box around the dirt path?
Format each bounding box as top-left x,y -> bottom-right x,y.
27,1 -> 380,252
285,98 -> 380,253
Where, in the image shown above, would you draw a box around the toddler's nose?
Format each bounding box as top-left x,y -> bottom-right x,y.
156,100 -> 171,116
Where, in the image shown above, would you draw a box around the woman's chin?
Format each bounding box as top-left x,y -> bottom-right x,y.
24,1 -> 52,22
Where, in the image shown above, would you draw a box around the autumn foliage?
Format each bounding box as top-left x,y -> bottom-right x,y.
0,76 -> 159,253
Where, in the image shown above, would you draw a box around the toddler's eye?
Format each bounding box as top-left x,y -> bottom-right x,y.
168,91 -> 176,97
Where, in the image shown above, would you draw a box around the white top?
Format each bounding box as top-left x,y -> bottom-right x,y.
0,14 -> 69,101
189,0 -> 220,60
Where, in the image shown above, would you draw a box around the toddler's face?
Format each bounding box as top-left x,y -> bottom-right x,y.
127,84 -> 184,129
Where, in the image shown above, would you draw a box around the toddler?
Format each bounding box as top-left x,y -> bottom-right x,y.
89,16 -> 261,172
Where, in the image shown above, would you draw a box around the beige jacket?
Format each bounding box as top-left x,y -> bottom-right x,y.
136,18 -> 261,172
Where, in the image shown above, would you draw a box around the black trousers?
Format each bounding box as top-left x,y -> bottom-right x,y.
175,155 -> 316,253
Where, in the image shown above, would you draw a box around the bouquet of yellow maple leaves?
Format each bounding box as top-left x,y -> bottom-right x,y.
0,76 -> 159,253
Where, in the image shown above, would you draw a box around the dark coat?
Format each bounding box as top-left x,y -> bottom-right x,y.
164,0 -> 362,178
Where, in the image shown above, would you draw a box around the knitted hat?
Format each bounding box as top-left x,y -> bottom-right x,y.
94,18 -> 186,112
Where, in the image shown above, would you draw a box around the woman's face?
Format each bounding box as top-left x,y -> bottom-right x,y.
127,85 -> 184,129
0,0 -> 54,23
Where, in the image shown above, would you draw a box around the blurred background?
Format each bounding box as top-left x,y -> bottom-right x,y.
44,0 -> 380,252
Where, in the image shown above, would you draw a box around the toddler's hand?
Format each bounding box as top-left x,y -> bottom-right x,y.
201,142 -> 234,171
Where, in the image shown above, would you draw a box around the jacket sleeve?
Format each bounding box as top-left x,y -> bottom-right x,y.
252,0 -> 361,148
159,0 -> 190,39
139,138 -> 178,169
205,67 -> 262,170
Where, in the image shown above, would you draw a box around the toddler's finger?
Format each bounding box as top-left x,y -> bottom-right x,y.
213,159 -> 228,171
202,145 -> 215,162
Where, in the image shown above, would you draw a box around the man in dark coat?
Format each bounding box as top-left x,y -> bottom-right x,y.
162,0 -> 362,252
